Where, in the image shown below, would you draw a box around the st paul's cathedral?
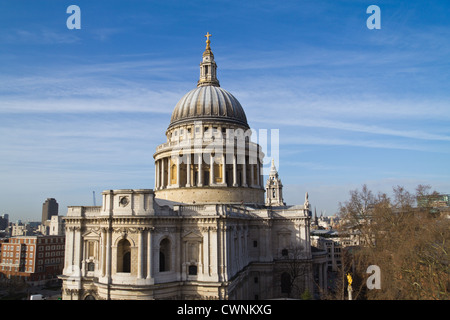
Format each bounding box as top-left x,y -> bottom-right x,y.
59,34 -> 328,300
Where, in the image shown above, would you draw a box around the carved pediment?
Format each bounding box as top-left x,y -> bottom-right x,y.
82,229 -> 101,239
182,230 -> 203,241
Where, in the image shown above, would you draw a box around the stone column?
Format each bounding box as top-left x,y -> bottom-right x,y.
186,153 -> 191,187
154,161 -> 158,190
204,227 -> 210,277
221,153 -> 226,185
161,158 -> 165,189
65,227 -> 75,274
175,156 -> 180,187
198,154 -> 203,187
158,160 -> 162,190
242,155 -> 247,187
157,160 -> 161,190
160,161 -> 163,189
147,229 -> 152,280
217,222 -> 223,282
232,153 -> 238,187
210,153 -> 214,186
105,228 -> 112,282
168,158 -> 172,187
137,228 -> 144,279
100,228 -> 106,277
74,227 -> 82,273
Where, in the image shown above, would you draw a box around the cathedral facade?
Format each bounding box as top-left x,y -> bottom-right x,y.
59,35 -> 328,300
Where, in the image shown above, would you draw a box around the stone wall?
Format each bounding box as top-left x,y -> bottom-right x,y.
155,186 -> 264,205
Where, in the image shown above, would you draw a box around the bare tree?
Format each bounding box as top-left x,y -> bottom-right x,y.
336,184 -> 450,300
280,243 -> 312,299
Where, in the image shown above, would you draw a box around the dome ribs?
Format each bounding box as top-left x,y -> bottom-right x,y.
168,86 -> 249,129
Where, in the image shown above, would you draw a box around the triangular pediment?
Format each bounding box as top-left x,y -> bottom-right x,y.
82,229 -> 101,239
182,230 -> 203,240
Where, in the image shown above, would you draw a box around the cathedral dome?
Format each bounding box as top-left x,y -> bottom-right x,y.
168,85 -> 249,129
168,32 -> 249,130
154,33 -> 264,206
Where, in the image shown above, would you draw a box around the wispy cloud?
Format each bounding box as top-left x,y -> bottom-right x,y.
280,135 -> 433,152
1,0 -> 450,222
0,28 -> 81,44
0,58 -> 192,114
253,116 -> 450,142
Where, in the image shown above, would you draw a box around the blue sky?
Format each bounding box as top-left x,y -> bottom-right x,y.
0,0 -> 449,221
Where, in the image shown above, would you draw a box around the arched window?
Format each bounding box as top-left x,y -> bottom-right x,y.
281,248 -> 289,257
171,164 -> 177,184
159,238 -> 171,272
117,239 -> 131,273
281,272 -> 291,294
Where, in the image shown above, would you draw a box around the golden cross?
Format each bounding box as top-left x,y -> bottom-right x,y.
205,32 -> 212,41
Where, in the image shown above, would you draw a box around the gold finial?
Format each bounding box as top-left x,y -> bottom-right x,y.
205,32 -> 212,49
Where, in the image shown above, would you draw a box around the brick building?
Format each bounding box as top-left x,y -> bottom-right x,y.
0,235 -> 65,286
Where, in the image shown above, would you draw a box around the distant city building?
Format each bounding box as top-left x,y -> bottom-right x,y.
11,222 -> 32,237
417,193 -> 450,207
417,193 -> 450,217
42,198 -> 59,223
0,235 -> 65,286
49,215 -> 65,236
311,210 -> 340,230
0,214 -> 9,230
311,230 -> 342,273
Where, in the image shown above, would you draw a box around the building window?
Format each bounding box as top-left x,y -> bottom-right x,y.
188,265 -> 197,275
159,238 -> 171,272
281,249 -> 289,257
117,239 -> 131,273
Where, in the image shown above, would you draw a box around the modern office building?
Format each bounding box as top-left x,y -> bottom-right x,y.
42,198 -> 59,223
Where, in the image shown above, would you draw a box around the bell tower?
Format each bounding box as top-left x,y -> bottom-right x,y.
265,159 -> 285,206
